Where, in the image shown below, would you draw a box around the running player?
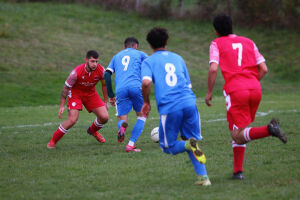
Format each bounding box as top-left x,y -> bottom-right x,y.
205,14 -> 287,179
47,50 -> 109,149
105,37 -> 148,152
141,27 -> 211,186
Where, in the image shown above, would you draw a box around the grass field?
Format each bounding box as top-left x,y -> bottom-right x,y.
0,2 -> 299,200
0,2 -> 299,107
0,94 -> 299,199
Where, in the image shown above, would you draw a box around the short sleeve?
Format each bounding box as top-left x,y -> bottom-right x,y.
253,43 -> 266,64
141,60 -> 152,82
106,56 -> 115,73
99,64 -> 106,79
209,41 -> 219,65
181,58 -> 192,88
65,70 -> 77,88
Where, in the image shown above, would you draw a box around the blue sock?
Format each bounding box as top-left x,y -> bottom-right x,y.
118,120 -> 125,130
163,141 -> 187,155
187,151 -> 207,176
129,117 -> 146,143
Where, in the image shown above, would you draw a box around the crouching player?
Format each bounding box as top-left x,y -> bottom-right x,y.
141,27 -> 211,186
47,50 -> 109,148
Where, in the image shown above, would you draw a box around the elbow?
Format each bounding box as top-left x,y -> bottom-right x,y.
209,68 -> 218,74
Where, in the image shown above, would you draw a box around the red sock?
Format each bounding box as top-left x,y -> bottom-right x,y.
51,126 -> 66,144
248,126 -> 270,141
89,120 -> 103,133
232,143 -> 246,173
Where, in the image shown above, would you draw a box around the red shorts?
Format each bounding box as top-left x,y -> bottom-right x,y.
224,89 -> 262,130
67,90 -> 105,113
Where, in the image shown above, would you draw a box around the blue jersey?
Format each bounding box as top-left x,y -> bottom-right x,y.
107,48 -> 148,93
141,50 -> 196,114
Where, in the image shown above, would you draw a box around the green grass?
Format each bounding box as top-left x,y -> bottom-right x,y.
0,2 -> 299,107
0,94 -> 299,199
0,2 -> 299,199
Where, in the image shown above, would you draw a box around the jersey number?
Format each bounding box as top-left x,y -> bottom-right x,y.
232,43 -> 243,66
122,56 -> 130,71
165,63 -> 177,87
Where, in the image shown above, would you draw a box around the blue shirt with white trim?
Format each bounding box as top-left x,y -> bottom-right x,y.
141,50 -> 196,114
107,48 -> 148,93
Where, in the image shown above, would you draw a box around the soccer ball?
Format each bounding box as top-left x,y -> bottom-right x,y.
150,127 -> 159,143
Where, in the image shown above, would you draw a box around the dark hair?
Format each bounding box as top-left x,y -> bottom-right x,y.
146,27 -> 169,49
86,50 -> 99,59
124,37 -> 139,48
213,14 -> 233,36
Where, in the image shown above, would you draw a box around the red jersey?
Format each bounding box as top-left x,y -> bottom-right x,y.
65,63 -> 105,95
209,34 -> 265,93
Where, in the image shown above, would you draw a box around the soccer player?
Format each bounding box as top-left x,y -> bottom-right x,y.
205,14 -> 287,179
105,37 -> 148,152
47,50 -> 109,149
141,27 -> 211,186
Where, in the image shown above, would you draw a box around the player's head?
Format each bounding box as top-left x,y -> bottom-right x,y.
213,14 -> 233,36
146,27 -> 169,50
124,37 -> 139,49
85,50 -> 99,71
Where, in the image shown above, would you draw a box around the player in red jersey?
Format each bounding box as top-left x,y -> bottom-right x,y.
47,50 -> 109,149
205,15 -> 287,180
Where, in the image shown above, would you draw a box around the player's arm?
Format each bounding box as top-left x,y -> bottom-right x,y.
58,85 -> 70,119
58,69 -> 76,119
141,79 -> 152,118
100,79 -> 109,110
205,62 -> 218,106
257,62 -> 268,80
253,43 -> 267,80
104,70 -> 116,106
206,41 -> 219,106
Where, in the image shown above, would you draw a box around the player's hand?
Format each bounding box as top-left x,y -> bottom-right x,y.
109,97 -> 116,107
58,106 -> 65,119
141,103 -> 151,118
205,93 -> 212,106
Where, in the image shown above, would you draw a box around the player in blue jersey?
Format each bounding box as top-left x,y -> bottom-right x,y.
141,27 -> 211,186
105,37 -> 148,152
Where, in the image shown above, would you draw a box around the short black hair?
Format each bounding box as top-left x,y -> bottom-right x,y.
213,14 -> 233,36
146,27 -> 169,49
86,50 -> 99,59
124,37 -> 139,48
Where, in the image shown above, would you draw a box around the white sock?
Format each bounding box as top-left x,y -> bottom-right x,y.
128,140 -> 135,146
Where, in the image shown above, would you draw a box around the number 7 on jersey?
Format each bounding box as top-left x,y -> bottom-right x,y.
232,43 -> 243,66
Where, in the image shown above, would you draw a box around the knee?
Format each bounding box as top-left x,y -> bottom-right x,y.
232,133 -> 246,145
99,115 -> 109,124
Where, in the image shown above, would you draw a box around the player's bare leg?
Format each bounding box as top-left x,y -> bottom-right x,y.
47,109 -> 79,149
87,106 -> 108,143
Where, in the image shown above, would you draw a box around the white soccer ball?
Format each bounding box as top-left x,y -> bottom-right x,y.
150,127 -> 159,143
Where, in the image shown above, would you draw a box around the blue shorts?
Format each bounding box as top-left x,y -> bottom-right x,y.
159,104 -> 202,148
115,86 -> 144,116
